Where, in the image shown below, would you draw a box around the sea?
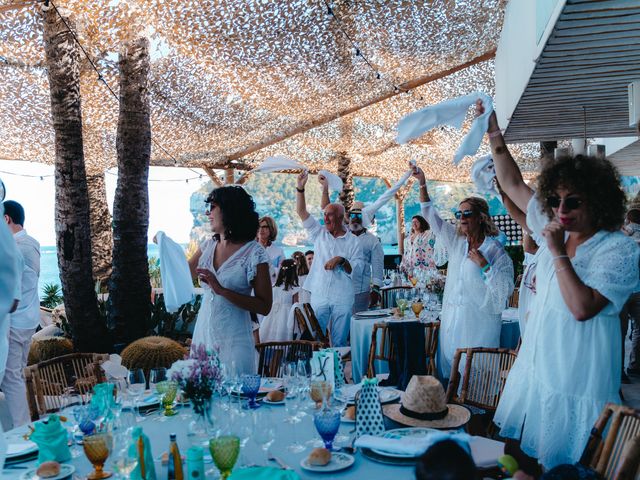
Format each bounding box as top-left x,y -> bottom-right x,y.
38,243 -> 399,299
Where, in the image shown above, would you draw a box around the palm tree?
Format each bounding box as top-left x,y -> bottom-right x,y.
108,36 -> 152,345
337,152 -> 354,212
86,172 -> 113,284
42,6 -> 111,352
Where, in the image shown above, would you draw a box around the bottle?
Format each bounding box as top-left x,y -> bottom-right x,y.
185,446 -> 205,480
167,433 -> 183,480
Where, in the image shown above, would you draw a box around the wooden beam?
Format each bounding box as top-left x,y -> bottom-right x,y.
223,49 -> 496,161
224,168 -> 234,185
0,1 -> 38,14
203,166 -> 224,188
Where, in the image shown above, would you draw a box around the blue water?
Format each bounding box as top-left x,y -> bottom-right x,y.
38,243 -> 399,299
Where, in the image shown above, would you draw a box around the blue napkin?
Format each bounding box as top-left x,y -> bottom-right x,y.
229,466 -> 300,480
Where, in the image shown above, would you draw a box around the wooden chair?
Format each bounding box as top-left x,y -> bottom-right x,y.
580,403 -> 640,480
256,340 -> 323,378
293,306 -> 314,341
381,286 -> 412,309
508,288 -> 519,308
302,303 -> 330,346
24,353 -> 109,421
366,321 -> 440,378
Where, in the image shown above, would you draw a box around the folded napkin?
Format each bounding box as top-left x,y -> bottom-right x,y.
355,431 -> 472,457
229,466 -> 300,480
471,155 -> 498,196
318,169 -> 343,193
29,414 -> 71,464
397,92 -> 494,164
101,354 -> 129,382
129,426 -> 157,480
156,231 -> 194,312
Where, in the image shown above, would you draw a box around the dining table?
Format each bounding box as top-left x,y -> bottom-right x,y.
2,394 -> 505,480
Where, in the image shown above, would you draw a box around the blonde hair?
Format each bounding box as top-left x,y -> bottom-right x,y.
455,197 -> 499,237
259,216 -> 278,243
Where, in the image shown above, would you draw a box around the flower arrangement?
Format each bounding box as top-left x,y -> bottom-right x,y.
426,274 -> 446,295
168,343 -> 222,414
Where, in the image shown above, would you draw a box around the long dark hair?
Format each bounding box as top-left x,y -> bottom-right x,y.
205,186 -> 259,242
275,259 -> 299,291
292,251 -> 309,276
412,215 -> 430,233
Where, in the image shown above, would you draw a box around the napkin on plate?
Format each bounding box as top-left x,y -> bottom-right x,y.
229,466 -> 300,480
356,431 -> 472,457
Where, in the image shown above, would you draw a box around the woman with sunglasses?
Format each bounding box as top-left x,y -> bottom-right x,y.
188,186 -> 273,374
411,164 -> 515,380
475,101 -> 640,470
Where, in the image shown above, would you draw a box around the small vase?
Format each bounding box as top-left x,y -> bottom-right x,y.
188,396 -> 212,443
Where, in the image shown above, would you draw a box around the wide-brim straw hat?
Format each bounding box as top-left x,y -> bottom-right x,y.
382,375 -> 470,429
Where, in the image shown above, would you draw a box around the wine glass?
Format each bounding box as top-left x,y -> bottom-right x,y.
284,386 -> 306,454
112,437 -> 138,479
313,410 -> 341,451
127,369 -> 145,421
209,436 -> 240,480
396,291 -> 408,317
412,299 -> 424,319
83,433 -> 113,479
149,367 -> 167,392
240,374 -> 261,409
155,380 -> 178,416
252,410 -> 275,465
232,411 -> 252,468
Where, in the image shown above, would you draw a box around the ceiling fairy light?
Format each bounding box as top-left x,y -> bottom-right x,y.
0,0 -> 540,182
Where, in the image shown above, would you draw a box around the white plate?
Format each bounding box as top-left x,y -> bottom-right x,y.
300,452 -> 354,472
123,391 -> 160,408
20,463 -> 75,480
355,309 -> 392,318
231,377 -> 283,395
262,398 -> 285,405
6,440 -> 38,459
340,415 -> 355,424
334,385 -> 401,405
371,427 -> 439,458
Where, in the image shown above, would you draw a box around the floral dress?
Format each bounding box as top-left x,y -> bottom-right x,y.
192,238 -> 269,374
401,230 -> 438,272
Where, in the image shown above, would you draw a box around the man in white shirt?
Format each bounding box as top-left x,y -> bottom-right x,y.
2,200 -> 40,427
296,172 -> 363,346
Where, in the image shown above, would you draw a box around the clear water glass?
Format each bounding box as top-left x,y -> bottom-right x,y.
149,367 -> 167,392
127,369 -> 145,421
252,410 -> 275,465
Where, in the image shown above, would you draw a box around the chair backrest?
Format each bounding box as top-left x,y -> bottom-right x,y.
445,347 -> 518,412
381,286 -> 413,309
293,306 -> 314,341
580,403 -> 640,480
24,353 -> 109,421
508,288 -> 519,308
256,340 -> 323,377
366,321 -> 440,378
302,303 -> 330,346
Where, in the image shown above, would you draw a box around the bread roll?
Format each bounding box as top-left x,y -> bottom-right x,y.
307,447 -> 331,466
36,461 -> 61,478
344,405 -> 356,420
266,390 -> 285,402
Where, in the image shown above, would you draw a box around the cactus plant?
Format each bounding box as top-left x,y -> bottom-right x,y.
121,336 -> 187,377
28,336 -> 74,365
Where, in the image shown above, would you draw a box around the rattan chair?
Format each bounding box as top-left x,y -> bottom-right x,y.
256,340 -> 323,377
302,303 -> 330,346
508,288 -> 519,308
293,306 -> 314,341
381,286 -> 412,309
24,353 -> 109,421
366,321 -> 440,378
580,403 -> 640,480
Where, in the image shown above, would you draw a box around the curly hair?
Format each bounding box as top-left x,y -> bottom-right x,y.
412,215 -> 430,233
536,155 -> 626,231
205,186 -> 259,242
455,196 -> 499,237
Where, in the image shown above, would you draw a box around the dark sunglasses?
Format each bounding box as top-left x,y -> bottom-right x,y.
349,212 -> 363,219
454,209 -> 474,220
547,196 -> 583,210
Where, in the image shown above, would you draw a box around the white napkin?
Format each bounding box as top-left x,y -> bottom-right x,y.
355,432 -> 472,457
253,155 -> 306,174
397,92 -> 494,165
471,155 -> 498,196
318,169 -> 343,193
100,354 -> 129,381
360,169 -> 413,227
156,231 -> 194,312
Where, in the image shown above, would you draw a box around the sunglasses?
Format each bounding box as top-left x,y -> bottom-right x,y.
349,212 -> 363,219
454,209 -> 474,220
547,196 -> 583,210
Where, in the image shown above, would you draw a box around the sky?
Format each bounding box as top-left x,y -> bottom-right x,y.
0,160 -> 209,246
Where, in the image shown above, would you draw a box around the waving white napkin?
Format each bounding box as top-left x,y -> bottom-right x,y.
355,431 -> 472,457
470,155 -> 498,196
100,354 -> 129,381
318,169 -> 343,193
156,231 -> 194,312
253,155 -> 306,174
359,169 -> 413,227
397,92 -> 494,164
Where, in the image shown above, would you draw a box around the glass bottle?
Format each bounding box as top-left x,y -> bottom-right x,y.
168,433 -> 184,480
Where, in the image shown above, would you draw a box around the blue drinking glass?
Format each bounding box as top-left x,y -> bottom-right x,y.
240,374 -> 261,409
313,410 -> 341,450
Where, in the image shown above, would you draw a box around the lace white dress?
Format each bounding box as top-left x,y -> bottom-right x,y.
259,285 -> 299,342
421,202 -> 514,378
192,238 -> 269,374
494,196 -> 640,468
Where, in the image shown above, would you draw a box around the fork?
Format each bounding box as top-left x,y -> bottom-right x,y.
267,452 -> 291,470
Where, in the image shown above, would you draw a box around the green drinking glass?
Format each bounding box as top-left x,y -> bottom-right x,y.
155,380 -> 178,416
209,435 -> 240,480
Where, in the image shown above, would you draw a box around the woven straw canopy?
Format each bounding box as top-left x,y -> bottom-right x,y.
0,0 -> 539,181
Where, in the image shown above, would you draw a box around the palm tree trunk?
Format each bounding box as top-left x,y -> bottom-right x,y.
42,5 -> 111,352
109,37 -> 152,345
337,152 -> 354,212
87,172 -> 113,284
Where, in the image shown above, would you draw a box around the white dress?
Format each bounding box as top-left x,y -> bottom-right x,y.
265,244 -> 285,284
421,202 -> 514,378
259,285 -> 299,342
494,196 -> 640,468
298,275 -> 311,304
192,238 -> 269,375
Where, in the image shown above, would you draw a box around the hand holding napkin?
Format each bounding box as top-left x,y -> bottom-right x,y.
29,414 -> 71,464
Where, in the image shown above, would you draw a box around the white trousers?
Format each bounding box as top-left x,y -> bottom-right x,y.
1,327 -> 35,428
0,315 -> 9,384
310,297 -> 353,347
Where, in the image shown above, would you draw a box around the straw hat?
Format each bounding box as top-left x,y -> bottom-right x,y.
382,376 -> 470,429
350,201 -> 365,213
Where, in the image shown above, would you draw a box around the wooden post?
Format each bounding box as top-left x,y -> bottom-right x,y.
224,168 -> 234,185
203,166 -> 224,188
396,195 -> 405,256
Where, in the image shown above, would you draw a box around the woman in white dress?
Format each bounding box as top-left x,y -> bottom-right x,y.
259,259 -> 299,342
257,216 -> 285,284
189,186 -> 273,374
477,100 -> 640,470
412,165 -> 515,380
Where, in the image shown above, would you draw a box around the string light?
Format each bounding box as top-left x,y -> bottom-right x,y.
0,169 -> 53,179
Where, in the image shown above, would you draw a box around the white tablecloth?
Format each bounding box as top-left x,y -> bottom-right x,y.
350,307 -> 521,384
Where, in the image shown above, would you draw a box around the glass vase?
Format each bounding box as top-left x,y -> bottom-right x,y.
188,395 -> 213,445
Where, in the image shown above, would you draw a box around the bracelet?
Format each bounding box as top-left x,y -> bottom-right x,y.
481,263 -> 491,273
555,266 -> 570,274
296,187 -> 305,193
420,184 -> 427,189
488,129 -> 503,138
553,255 -> 570,261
